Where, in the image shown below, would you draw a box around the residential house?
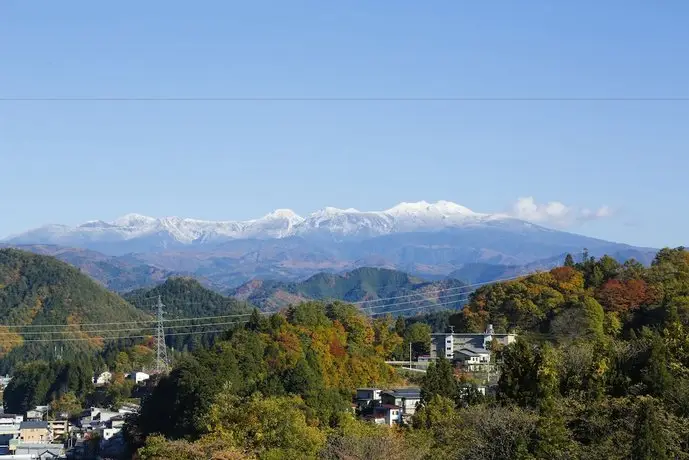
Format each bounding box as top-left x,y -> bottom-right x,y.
26,406 -> 49,421
0,375 -> 12,389
0,413 -> 22,438
364,405 -> 402,426
126,371 -> 150,384
454,345 -> 491,371
108,415 -> 126,431
380,388 -> 421,419
430,325 -> 516,365
94,371 -> 113,386
0,413 -> 23,427
355,388 -> 382,410
10,439 -> 64,459
117,402 -> 140,416
19,421 -> 51,443
78,407 -> 120,431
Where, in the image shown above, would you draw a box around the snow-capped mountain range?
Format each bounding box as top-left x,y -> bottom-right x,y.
6,201 -> 523,248
2,200 -> 656,292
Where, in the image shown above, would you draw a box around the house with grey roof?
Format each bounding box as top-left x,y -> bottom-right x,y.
19,421 -> 51,443
430,324 -> 516,369
380,388 -> 421,420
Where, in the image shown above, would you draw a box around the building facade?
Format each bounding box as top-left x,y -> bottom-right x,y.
19,421 -> 51,443
430,325 -> 516,365
380,388 -> 421,419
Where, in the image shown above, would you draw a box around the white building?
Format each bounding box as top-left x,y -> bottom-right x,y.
0,413 -> 23,438
0,414 -> 24,426
25,406 -> 49,422
79,408 -> 120,430
94,371 -> 113,386
366,405 -> 402,426
117,402 -> 140,416
0,375 -> 12,389
126,372 -> 150,384
430,325 -> 516,365
380,388 -> 421,419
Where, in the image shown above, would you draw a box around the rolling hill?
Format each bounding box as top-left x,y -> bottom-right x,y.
229,267 -> 471,314
0,248 -> 151,369
123,277 -> 251,352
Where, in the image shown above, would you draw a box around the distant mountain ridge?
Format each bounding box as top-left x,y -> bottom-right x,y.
2,200 -> 658,290
230,267 -> 472,314
4,200 -> 542,254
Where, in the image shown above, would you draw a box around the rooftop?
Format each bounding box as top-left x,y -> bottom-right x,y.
431,332 -> 514,337
456,345 -> 491,356
20,421 -> 48,429
382,388 -> 421,398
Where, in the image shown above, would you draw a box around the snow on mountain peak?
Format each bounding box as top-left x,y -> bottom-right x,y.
5,200 -> 517,247
385,200 -> 477,216
112,213 -> 157,227
260,209 -> 304,222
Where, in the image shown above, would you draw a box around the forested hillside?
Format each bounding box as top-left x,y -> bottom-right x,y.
128,301 -> 402,458
130,247 -> 689,459
230,267 -> 469,314
0,244 -> 173,292
0,249 -> 151,372
124,277 -> 251,351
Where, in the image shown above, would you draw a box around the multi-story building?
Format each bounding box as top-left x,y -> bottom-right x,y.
48,419 -> 70,440
430,325 -> 516,368
19,421 -> 51,443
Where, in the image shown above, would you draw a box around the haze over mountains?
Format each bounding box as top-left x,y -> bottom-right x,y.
3,201 -> 656,291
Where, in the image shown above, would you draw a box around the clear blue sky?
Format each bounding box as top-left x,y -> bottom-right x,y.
1,0 -> 687,248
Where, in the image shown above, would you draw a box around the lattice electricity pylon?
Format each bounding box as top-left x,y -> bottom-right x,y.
154,295 -> 170,374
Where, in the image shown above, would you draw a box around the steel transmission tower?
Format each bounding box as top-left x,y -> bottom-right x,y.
155,295 -> 170,374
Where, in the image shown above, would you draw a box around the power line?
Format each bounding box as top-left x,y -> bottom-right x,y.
0,290 -> 473,337
0,320 -> 250,336
227,273 -> 533,309
0,286 -> 474,335
14,325 -> 247,343
0,272 -> 535,331
3,289 -> 474,341
0,290 -> 468,335
0,311 -> 256,329
353,274 -> 530,305
1,97 -> 688,102
368,295 -> 472,317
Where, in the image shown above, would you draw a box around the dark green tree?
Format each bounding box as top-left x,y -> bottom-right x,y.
632,398 -> 669,460
420,356 -> 457,403
136,357 -> 215,439
564,253 -> 575,267
394,316 -> 406,337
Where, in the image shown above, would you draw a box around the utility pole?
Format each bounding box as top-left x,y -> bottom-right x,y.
409,342 -> 412,368
155,295 -> 170,374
